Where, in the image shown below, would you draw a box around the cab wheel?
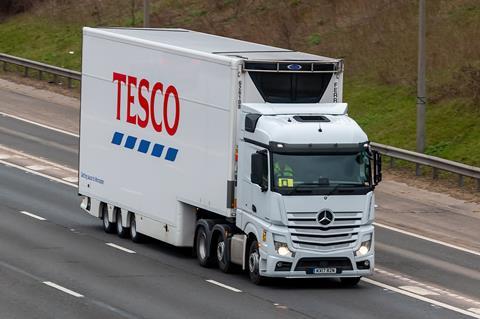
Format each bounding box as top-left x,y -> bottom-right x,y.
216,234 -> 234,273
340,277 -> 361,287
248,239 -> 266,285
196,227 -> 215,267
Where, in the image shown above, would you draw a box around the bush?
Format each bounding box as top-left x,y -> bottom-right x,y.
0,0 -> 40,14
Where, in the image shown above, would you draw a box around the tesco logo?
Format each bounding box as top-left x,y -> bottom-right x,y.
113,72 -> 180,136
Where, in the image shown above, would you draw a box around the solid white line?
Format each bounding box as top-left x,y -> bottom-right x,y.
19,210 -> 46,221
0,159 -> 77,188
206,280 -> 242,293
363,278 -> 480,319
0,111 -> 79,137
106,243 -> 136,254
0,144 -> 77,173
62,176 -> 79,183
375,222 -> 480,257
399,285 -> 439,296
26,165 -> 51,171
43,281 -> 84,298
469,308 -> 480,315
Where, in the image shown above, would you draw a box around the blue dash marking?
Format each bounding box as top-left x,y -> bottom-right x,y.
138,140 -> 151,153
124,136 -> 137,149
111,132 -> 124,145
151,144 -> 165,157
165,148 -> 178,162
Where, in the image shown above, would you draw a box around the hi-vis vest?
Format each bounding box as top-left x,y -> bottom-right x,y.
274,163 -> 294,187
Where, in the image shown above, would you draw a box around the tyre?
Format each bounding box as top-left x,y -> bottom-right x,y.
102,205 -> 115,233
248,239 -> 266,285
340,277 -> 361,287
216,233 -> 234,273
196,227 -> 215,267
129,214 -> 143,243
116,210 -> 129,238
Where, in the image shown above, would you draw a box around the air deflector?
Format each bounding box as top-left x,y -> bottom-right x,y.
248,72 -> 333,103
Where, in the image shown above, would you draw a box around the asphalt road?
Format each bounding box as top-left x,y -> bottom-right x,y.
0,114 -> 78,169
1,92 -> 479,318
1,164 -> 476,319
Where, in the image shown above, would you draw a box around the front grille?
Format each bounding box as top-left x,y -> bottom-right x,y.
287,211 -> 363,251
295,257 -> 353,271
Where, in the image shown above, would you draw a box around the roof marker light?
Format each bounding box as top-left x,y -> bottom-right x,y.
287,64 -> 302,71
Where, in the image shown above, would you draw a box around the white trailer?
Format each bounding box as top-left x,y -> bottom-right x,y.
79,27 -> 382,285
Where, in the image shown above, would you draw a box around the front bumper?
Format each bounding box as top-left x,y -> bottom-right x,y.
259,248 -> 374,278
258,226 -> 375,278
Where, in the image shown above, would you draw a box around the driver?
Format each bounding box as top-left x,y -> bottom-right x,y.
274,161 -> 294,187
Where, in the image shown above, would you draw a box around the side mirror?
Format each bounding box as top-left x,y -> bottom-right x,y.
251,151 -> 268,191
373,151 -> 382,185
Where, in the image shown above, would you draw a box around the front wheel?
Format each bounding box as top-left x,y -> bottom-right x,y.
340,277 -> 361,287
248,239 -> 266,285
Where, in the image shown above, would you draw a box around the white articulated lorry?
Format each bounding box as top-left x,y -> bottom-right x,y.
79,27 -> 382,285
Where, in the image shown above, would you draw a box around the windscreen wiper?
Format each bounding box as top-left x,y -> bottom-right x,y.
283,185 -> 314,195
327,183 -> 365,195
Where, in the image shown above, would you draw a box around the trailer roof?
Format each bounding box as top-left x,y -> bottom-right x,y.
94,28 -> 339,63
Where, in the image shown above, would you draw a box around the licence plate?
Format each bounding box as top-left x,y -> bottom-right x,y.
307,267 -> 337,274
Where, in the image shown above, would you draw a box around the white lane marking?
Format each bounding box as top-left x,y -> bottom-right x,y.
0,144 -> 77,173
19,210 -> 46,221
0,159 -> 77,188
26,165 -> 51,171
206,279 -> 242,293
375,222 -> 480,257
42,281 -> 84,298
0,154 -> 11,159
106,243 -> 136,254
376,267 -> 480,306
62,176 -> 78,183
399,285 -> 439,296
469,309 -> 480,315
363,278 -> 480,319
0,111 -> 79,137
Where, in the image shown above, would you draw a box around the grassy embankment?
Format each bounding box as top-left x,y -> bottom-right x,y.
0,0 -> 479,168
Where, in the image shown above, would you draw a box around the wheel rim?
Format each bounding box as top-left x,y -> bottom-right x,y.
249,250 -> 259,273
198,233 -> 207,260
216,240 -> 225,262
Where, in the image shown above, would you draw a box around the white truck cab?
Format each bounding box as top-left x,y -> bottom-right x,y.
78,27 -> 381,285
236,103 -> 379,283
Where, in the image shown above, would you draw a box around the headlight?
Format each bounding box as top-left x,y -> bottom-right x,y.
355,236 -> 372,257
274,241 -> 292,257
273,235 -> 292,257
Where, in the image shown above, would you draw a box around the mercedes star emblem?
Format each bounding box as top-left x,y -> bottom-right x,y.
317,209 -> 334,226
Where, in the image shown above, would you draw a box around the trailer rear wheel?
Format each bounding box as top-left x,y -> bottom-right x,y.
248,240 -> 266,285
102,205 -> 115,234
130,214 -> 143,243
116,210 -> 129,238
196,227 -> 214,267
340,277 -> 361,287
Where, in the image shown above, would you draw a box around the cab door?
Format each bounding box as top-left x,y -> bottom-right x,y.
237,141 -> 270,221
